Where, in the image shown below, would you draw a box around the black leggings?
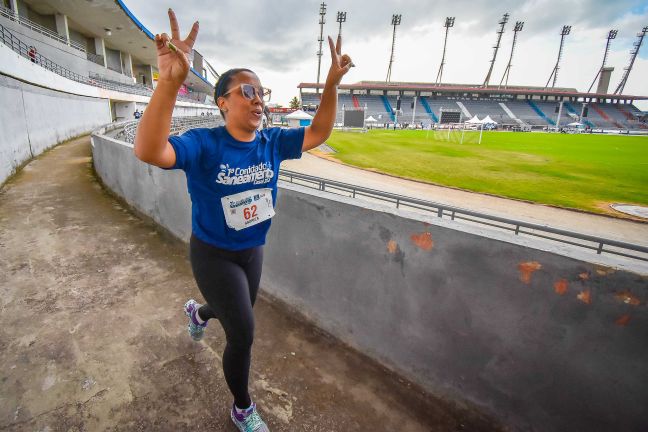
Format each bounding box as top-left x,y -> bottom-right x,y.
189,234 -> 264,409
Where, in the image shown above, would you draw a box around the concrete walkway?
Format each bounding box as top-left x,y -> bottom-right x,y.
283,151 -> 648,246
0,136 -> 503,431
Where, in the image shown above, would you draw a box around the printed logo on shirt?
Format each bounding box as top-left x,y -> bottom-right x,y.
215,162 -> 274,186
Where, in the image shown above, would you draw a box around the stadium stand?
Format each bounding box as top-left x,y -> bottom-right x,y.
1,1 -> 215,102
300,90 -> 648,130
299,79 -> 647,131
1,22 -> 205,103
419,97 -> 439,122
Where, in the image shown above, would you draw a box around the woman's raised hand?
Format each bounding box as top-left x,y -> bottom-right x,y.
326,34 -> 353,87
155,9 -> 199,88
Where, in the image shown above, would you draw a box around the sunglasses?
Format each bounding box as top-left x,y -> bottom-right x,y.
223,83 -> 271,102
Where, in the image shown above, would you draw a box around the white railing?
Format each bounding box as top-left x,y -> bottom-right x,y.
119,116 -> 222,144
0,5 -> 86,54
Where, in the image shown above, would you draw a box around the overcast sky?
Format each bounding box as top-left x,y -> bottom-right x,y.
124,0 -> 648,109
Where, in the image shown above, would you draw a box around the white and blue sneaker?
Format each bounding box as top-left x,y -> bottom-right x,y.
230,402 -> 270,432
183,299 -> 207,341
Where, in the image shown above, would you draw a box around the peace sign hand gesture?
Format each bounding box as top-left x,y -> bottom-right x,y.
326,35 -> 353,87
155,9 -> 199,88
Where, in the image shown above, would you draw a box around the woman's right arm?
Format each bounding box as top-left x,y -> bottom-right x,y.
133,9 -> 199,168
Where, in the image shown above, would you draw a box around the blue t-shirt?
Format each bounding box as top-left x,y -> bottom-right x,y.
163,126 -> 304,250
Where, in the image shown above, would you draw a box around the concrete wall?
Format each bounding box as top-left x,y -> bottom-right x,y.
0,74 -> 111,184
90,133 -> 648,432
105,47 -> 121,74
91,134 -> 192,241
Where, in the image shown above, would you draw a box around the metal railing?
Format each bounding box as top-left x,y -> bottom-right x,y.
278,170 -> 648,262
88,72 -> 153,96
1,23 -> 215,107
1,23 -> 93,85
119,116 -> 222,144
0,5 -> 85,53
86,52 -> 104,66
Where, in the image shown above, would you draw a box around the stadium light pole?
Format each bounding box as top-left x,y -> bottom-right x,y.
435,17 -> 455,86
545,25 -> 571,89
483,13 -> 509,87
386,14 -> 402,82
614,26 -> 648,95
587,29 -> 617,93
498,21 -> 524,89
316,2 -> 327,95
336,11 -> 346,39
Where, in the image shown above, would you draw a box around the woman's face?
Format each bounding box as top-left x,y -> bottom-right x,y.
218,71 -> 264,133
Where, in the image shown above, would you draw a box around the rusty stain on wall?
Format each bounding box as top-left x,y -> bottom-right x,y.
553,279 -> 568,295
410,232 -> 434,251
387,240 -> 398,254
518,261 -> 542,284
577,290 -> 592,305
615,315 -> 631,326
614,291 -> 641,306
595,266 -> 615,276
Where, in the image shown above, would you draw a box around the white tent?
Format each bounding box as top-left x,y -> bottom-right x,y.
365,115 -> 378,123
285,109 -> 313,127
465,115 -> 482,124
481,115 -> 497,124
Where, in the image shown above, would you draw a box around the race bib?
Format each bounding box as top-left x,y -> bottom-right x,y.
221,188 -> 275,231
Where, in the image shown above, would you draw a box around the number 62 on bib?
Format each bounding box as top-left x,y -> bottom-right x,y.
221,188 -> 275,231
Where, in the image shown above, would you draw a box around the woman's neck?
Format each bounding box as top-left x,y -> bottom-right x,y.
225,123 -> 256,142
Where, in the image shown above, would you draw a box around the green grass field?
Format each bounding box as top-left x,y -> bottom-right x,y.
324,130 -> 648,215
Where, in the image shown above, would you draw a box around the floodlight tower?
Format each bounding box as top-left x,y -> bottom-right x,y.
435,17 -> 455,85
544,25 -> 572,89
498,21 -> 524,88
336,11 -> 347,39
587,30 -> 617,93
316,2 -> 327,94
386,14 -> 402,82
614,26 -> 648,94
483,13 -> 509,87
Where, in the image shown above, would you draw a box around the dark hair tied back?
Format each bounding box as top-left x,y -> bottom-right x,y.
214,68 -> 254,118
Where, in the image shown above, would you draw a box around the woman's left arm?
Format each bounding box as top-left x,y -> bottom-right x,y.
302,35 -> 353,152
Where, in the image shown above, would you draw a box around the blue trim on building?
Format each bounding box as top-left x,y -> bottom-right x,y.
115,0 -> 154,39
191,66 -> 211,86
116,0 -> 213,89
527,100 -> 556,125
419,97 -> 439,122
381,96 -> 395,121
564,102 -> 595,128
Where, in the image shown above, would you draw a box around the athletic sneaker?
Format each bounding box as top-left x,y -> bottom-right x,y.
183,299 -> 207,341
230,402 -> 270,432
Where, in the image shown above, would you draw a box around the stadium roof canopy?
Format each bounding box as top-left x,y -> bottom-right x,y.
19,0 -> 213,93
298,80 -> 648,101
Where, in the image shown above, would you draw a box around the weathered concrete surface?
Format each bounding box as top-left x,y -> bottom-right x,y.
0,136 -> 503,431
90,131 -> 648,431
0,74 -> 111,185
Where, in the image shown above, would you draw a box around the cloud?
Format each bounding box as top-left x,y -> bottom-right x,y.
123,0 -> 648,105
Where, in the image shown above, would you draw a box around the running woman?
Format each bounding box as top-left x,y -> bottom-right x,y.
133,9 -> 352,432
